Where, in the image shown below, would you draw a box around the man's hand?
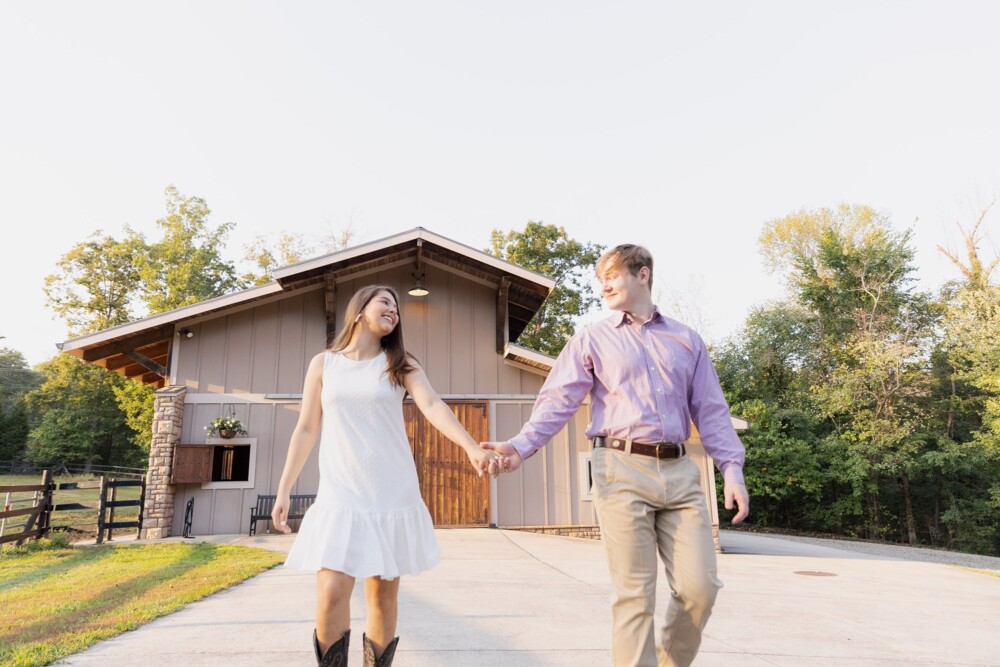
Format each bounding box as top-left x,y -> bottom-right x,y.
724,481 -> 750,524
481,441 -> 524,474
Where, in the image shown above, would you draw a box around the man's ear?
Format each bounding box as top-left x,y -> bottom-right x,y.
639,266 -> 651,285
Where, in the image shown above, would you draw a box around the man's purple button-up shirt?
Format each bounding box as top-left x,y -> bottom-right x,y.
508,307 -> 746,484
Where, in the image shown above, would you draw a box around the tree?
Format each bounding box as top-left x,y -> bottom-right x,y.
931,203 -> 1000,553
487,222 -> 604,356
23,355 -> 144,469
0,347 -> 41,460
760,204 -> 934,542
43,231 -> 143,336
135,185 -> 243,313
241,225 -> 359,286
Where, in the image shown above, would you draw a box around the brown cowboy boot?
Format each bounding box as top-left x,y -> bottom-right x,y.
363,633 -> 399,667
313,628 -> 350,667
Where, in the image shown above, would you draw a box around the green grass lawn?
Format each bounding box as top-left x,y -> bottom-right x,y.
0,538 -> 285,667
1,473 -> 141,542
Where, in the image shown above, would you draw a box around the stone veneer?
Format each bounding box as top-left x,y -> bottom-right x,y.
509,525 -> 603,540
140,386 -> 186,539
510,524 -> 724,553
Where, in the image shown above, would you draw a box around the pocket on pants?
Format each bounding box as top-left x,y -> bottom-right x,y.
590,446 -> 617,495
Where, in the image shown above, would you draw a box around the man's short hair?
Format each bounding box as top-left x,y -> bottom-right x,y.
597,244 -> 654,290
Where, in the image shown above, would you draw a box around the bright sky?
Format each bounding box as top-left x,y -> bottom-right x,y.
2,2 -> 998,366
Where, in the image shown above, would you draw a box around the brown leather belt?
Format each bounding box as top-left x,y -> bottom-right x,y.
593,436 -> 686,459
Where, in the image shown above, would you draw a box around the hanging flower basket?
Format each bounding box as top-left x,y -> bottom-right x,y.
206,415 -> 247,439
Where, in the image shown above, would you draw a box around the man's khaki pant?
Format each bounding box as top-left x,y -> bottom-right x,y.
591,445 -> 722,667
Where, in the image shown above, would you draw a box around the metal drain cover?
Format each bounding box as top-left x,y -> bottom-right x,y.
793,570 -> 837,577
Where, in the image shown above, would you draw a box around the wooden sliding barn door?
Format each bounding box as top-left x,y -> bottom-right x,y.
403,400 -> 490,527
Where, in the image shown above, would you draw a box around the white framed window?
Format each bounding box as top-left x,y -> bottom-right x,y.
201,438 -> 256,490
578,452 -> 593,502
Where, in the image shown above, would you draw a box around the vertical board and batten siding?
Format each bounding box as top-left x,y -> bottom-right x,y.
169,264 -> 591,535
494,402 -> 596,528
171,290 -> 326,536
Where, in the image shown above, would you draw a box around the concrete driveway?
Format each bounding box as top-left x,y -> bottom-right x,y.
60,529 -> 1000,666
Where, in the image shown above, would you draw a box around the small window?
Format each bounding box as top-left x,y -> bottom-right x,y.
578,452 -> 593,502
212,444 -> 251,482
202,438 -> 257,490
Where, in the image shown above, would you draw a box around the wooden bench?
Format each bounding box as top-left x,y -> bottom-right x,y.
248,494 -> 317,536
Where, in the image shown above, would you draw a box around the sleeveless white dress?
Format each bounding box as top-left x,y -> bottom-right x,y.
284,351 -> 440,580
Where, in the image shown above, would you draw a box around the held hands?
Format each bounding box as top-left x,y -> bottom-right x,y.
465,445 -> 498,478
463,441 -> 523,477
480,441 -> 523,475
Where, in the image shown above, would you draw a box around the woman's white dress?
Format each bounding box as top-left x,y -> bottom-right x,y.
284,351 -> 440,579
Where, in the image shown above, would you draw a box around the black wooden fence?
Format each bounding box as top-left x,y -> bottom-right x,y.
0,470 -> 146,546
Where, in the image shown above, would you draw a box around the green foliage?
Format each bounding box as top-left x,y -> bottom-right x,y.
0,348 -> 42,460
111,380 -> 156,453
487,221 -> 604,356
135,185 -> 243,313
22,356 -> 145,468
43,232 -> 143,337
724,400 -> 826,528
717,202 -> 1000,554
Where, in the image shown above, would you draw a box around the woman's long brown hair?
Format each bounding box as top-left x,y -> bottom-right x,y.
327,284 -> 417,387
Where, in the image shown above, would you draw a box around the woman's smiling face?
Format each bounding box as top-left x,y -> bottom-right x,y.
361,289 -> 399,335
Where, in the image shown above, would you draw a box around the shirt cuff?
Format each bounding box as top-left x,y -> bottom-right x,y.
508,435 -> 537,461
719,463 -> 745,486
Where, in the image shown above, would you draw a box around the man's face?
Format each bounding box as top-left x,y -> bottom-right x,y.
597,263 -> 648,312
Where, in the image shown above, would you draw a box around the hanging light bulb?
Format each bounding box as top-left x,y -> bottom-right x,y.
408,273 -> 429,297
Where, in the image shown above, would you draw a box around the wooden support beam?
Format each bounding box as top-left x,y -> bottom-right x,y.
497,277 -> 510,353
124,351 -> 168,378
81,324 -> 174,362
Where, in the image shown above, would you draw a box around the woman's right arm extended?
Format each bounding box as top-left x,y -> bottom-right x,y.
271,352 -> 326,533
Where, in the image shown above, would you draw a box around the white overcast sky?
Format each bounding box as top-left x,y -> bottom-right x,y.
2,2 -> 998,366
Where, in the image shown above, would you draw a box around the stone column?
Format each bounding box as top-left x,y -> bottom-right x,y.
140,386 -> 186,539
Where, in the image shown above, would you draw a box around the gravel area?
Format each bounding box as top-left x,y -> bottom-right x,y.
740,531 -> 1000,572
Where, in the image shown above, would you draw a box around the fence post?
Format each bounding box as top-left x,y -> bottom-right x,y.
106,478 -> 118,543
96,475 -> 108,545
136,476 -> 146,539
40,469 -> 53,537
15,469 -> 51,547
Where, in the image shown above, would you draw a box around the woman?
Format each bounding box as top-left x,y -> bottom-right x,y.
272,284 -> 496,667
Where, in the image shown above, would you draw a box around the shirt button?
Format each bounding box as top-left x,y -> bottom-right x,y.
656,388 -> 662,393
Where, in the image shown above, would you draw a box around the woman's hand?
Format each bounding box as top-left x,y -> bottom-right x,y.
464,445 -> 497,478
271,493 -> 292,533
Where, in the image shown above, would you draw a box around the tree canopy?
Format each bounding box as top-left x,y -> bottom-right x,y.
487,221 -> 604,356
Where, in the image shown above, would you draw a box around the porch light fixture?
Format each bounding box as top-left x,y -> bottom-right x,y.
179,328 -> 194,338
408,273 -> 429,297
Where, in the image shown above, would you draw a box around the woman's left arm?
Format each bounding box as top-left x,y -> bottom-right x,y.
403,366 -> 495,476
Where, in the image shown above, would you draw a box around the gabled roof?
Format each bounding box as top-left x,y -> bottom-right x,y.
59,227 -> 555,387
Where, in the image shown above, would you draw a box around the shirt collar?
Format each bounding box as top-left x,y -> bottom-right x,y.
613,305 -> 664,328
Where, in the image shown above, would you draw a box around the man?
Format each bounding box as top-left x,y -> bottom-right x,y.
484,244 -> 749,667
